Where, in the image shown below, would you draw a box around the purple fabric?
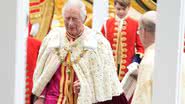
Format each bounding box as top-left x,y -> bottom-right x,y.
44,66 -> 61,104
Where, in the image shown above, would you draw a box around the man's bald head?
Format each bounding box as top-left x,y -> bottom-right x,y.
140,11 -> 157,33
139,11 -> 157,48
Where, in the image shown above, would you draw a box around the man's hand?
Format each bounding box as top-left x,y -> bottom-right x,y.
73,80 -> 80,94
34,97 -> 44,104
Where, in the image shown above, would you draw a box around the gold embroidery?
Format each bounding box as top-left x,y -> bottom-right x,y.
57,49 -> 82,104
114,27 -> 118,31
113,20 -> 128,80
113,38 -> 118,42
121,31 -> 127,36
121,37 -> 127,41
113,33 -> 118,36
122,43 -> 127,47
122,48 -> 128,52
122,60 -> 127,64
122,54 -> 127,58
30,0 -> 55,41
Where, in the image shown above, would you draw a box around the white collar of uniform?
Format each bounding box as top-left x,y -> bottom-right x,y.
115,15 -> 128,32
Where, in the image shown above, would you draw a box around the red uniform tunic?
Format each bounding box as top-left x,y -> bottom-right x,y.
101,17 -> 144,81
26,36 -> 41,103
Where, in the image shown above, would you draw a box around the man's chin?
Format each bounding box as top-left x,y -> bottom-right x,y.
67,30 -> 75,34
69,32 -> 77,36
119,16 -> 124,19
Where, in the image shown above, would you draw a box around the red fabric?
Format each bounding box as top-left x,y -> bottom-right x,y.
26,36 -> 41,104
29,0 -> 45,15
30,9 -> 40,13
26,36 -> 41,77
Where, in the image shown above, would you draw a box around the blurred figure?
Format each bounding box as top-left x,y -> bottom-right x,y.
131,11 -> 157,104
29,0 -> 54,41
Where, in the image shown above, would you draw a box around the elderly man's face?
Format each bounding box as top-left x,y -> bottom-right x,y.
64,7 -> 84,36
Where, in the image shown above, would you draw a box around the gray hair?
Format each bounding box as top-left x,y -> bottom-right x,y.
140,11 -> 157,33
62,0 -> 87,22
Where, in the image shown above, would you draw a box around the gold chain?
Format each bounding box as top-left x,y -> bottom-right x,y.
55,48 -> 88,68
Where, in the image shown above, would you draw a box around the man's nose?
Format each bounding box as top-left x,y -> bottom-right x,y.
121,10 -> 124,13
68,18 -> 74,26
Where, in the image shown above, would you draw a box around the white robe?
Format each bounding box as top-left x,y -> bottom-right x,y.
131,44 -> 155,104
32,26 -> 123,104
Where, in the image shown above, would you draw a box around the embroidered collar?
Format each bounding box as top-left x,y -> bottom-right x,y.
48,26 -> 97,51
115,15 -> 128,32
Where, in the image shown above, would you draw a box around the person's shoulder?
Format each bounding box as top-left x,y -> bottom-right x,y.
39,27 -> 65,47
95,31 -> 111,48
107,17 -> 115,21
85,26 -> 110,47
49,27 -> 65,34
45,27 -> 65,39
104,17 -> 116,24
